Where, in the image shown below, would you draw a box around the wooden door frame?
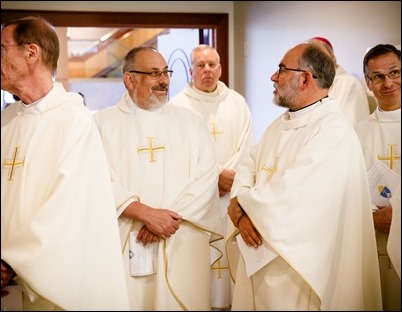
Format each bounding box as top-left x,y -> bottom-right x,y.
1,9 -> 229,85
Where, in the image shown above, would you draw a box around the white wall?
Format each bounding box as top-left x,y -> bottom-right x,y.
234,1 -> 401,139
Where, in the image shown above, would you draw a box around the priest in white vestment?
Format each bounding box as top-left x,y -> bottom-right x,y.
169,44 -> 254,310
94,46 -> 222,310
1,17 -> 130,311
354,43 -> 401,311
227,42 -> 382,311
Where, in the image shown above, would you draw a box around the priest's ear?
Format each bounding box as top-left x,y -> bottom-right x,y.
123,71 -> 137,90
26,43 -> 41,65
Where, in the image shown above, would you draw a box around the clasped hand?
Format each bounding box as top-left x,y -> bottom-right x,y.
373,205 -> 392,234
138,205 -> 182,245
227,197 -> 262,248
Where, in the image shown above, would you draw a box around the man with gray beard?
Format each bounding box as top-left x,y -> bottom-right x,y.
93,46 -> 222,310
227,42 -> 382,310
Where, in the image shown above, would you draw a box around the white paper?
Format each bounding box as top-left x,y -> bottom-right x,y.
367,161 -> 400,207
129,231 -> 158,276
236,234 -> 278,277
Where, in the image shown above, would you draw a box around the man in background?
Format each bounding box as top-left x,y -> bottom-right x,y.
354,43 -> 401,311
169,44 -> 254,310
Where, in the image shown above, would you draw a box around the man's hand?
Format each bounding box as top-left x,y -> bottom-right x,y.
227,197 -> 262,248
373,205 -> 392,233
136,225 -> 160,246
227,197 -> 244,227
218,169 -> 235,197
237,214 -> 262,248
141,206 -> 182,239
123,201 -> 182,240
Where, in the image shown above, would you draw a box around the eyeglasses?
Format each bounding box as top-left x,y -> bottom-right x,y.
128,69 -> 173,79
277,66 -> 317,79
367,69 -> 401,84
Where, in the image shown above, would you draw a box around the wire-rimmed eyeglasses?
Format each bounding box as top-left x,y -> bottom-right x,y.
367,69 -> 401,84
277,66 -> 317,79
128,69 -> 173,79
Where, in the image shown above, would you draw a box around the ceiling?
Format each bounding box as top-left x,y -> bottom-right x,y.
66,27 -> 121,58
63,27 -> 167,78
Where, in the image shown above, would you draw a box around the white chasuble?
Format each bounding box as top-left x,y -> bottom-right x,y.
1,82 -> 130,310
329,65 -> 370,125
170,81 -> 254,309
355,107 -> 401,310
354,108 -> 401,177
228,99 -> 382,310
94,93 -> 222,310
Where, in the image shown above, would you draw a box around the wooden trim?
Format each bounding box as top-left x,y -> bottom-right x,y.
1,9 -> 229,85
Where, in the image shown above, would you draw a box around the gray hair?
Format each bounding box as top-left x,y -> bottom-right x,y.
121,45 -> 157,74
3,16 -> 59,76
190,44 -> 220,65
299,44 -> 336,89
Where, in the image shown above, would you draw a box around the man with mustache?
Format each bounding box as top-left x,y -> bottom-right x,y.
94,46 -> 222,310
226,42 -> 382,310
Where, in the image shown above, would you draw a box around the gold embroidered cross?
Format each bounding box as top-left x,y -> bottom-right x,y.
137,137 -> 165,162
211,258 -> 229,279
262,157 -> 279,183
378,144 -> 400,170
210,122 -> 223,142
3,146 -> 25,181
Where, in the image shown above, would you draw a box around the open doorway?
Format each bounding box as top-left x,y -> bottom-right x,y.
1,9 -> 228,111
1,10 -> 228,83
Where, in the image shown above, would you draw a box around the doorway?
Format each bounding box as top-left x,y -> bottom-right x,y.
1,9 -> 228,84
1,9 -> 228,110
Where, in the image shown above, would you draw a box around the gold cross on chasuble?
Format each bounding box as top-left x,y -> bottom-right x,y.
262,157 -> 279,183
211,258 -> 229,279
3,146 -> 25,181
137,137 -> 165,162
210,122 -> 223,142
378,144 -> 400,170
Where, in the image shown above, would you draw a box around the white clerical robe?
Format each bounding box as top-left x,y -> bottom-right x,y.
169,81 -> 254,309
1,82 -> 130,310
329,65 -> 370,125
354,107 -> 401,310
228,98 -> 382,310
94,93 -> 221,311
